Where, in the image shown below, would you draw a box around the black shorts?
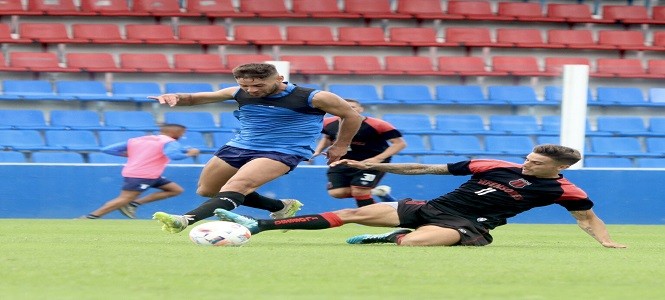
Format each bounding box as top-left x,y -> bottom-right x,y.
326,164 -> 385,190
395,199 -> 494,246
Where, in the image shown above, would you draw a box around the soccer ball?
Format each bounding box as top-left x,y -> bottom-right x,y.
188,221 -> 251,247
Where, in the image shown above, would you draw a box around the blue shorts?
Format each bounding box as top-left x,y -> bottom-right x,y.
214,145 -> 306,172
122,177 -> 173,192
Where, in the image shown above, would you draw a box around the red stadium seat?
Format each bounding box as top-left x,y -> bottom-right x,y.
0,0 -> 40,15
654,32 -> 665,49
178,25 -> 246,45
338,27 -> 400,46
647,60 -> 665,77
654,6 -> 665,23
389,27 -> 444,47
546,4 -> 612,24
544,57 -> 590,75
602,5 -> 651,24
233,25 -> 301,45
438,56 -> 506,76
0,52 -> 24,71
19,23 -> 72,44
71,23 -> 131,44
0,23 -> 30,43
395,0 -> 450,19
173,54 -> 228,73
66,53 -> 124,72
119,53 -> 175,72
594,58 -> 646,78
492,56 -> 549,76
546,29 -> 611,49
27,0 -> 91,15
286,26 -> 354,46
291,0 -> 359,18
132,0 -> 197,16
496,2 -> 552,22
384,56 -> 440,75
186,0 -> 254,17
279,55 -> 344,75
9,52 -> 77,72
344,0 -> 410,19
495,28 -> 556,48
239,0 -> 305,18
79,0 -> 133,16
125,24 -> 193,44
226,54 -> 273,70
446,0 -> 512,21
333,56 -> 385,75
597,30 -> 649,50
444,27 -> 493,47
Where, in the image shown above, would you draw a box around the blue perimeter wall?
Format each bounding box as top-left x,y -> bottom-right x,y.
1,164 -> 663,225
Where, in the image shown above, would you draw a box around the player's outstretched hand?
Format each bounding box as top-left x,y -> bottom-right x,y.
330,159 -> 368,169
147,94 -> 179,107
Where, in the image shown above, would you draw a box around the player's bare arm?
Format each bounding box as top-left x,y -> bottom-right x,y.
333,160 -> 451,175
312,134 -> 333,158
148,87 -> 239,107
311,91 -> 363,163
570,209 -> 627,249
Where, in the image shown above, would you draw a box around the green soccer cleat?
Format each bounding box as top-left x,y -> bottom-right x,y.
119,205 -> 137,219
213,208 -> 259,234
152,212 -> 188,233
346,229 -> 412,245
270,199 -> 303,219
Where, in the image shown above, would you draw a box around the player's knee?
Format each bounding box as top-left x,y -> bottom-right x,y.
196,186 -> 216,197
328,189 -> 351,199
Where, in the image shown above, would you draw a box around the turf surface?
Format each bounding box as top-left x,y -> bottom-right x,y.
0,220 -> 663,300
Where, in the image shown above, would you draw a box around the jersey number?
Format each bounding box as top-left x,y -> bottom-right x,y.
474,187 -> 497,195
360,173 -> 377,182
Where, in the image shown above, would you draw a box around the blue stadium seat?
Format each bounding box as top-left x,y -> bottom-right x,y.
584,157 -> 634,168
97,131 -> 148,147
543,86 -> 594,103
649,88 -> 665,105
45,130 -> 100,151
163,112 -> 221,132
219,83 -> 236,89
399,134 -> 429,155
0,110 -> 56,130
648,117 -> 665,136
103,111 -> 159,131
0,130 -> 62,151
635,157 -> 665,168
389,154 -> 418,163
164,82 -> 215,93
0,80 -> 67,101
382,84 -> 434,104
211,131 -> 237,147
196,153 -> 216,164
50,110 -> 114,130
0,151 -> 26,162
31,152 -> 85,163
381,114 -> 434,134
435,85 -> 487,105
111,82 -> 162,102
88,152 -> 127,164
645,137 -> 665,155
487,86 -> 542,105
419,155 -> 469,164
435,114 -> 487,135
474,155 -> 525,164
169,156 -> 197,164
484,136 -> 534,155
179,131 -> 215,152
536,135 -> 560,145
588,137 -> 650,157
327,84 -> 383,104
595,87 -> 648,106
296,83 -> 322,90
429,135 -> 485,155
488,115 -> 540,135
541,115 -> 606,136
56,81 -> 128,102
219,112 -> 241,131
595,116 -> 649,136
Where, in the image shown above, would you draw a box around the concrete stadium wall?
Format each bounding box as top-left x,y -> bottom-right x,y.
0,164 -> 663,225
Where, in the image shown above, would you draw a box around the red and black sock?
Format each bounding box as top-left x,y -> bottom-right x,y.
257,212 -> 344,231
354,194 -> 375,207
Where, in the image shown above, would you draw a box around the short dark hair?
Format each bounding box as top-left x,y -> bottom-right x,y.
533,144 -> 581,165
232,63 -> 279,80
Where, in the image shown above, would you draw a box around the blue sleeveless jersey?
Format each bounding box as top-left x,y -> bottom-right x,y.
226,83 -> 326,157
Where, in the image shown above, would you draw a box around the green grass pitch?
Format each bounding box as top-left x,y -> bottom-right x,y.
1,219 -> 663,300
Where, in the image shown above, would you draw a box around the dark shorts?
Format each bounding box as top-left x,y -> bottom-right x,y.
214,145 -> 307,172
327,164 -> 385,190
395,199 -> 494,246
122,177 -> 173,192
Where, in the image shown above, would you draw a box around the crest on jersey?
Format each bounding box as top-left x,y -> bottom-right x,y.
508,178 -> 531,188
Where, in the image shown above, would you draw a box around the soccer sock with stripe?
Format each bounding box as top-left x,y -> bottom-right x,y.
354,194 -> 375,207
186,191 -> 245,223
257,212 -> 343,231
242,192 -> 284,212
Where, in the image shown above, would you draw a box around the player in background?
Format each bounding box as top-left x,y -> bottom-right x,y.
81,124 -> 200,219
215,144 -> 626,248
312,99 -> 406,207
150,63 -> 363,233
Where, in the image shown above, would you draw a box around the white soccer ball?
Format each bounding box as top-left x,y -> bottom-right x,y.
188,221 -> 251,247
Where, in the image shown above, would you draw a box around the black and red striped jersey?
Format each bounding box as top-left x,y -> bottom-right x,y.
322,116 -> 402,161
431,159 -> 594,229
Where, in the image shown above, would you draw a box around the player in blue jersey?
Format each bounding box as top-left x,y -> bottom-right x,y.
149,63 -> 363,233
214,144 -> 626,248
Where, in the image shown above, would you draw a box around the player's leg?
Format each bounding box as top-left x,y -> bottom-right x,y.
396,225 -> 461,246
84,190 -> 142,219
196,155 -> 237,197
121,181 -> 184,219
349,169 -> 386,207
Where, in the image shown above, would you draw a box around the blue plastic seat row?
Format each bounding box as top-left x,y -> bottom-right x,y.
1,80 -> 663,107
